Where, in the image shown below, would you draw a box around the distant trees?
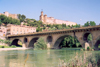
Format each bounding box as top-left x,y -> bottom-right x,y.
0,19 -> 2,25
36,26 -> 42,32
17,14 -> 26,22
84,21 -> 96,27
0,15 -> 20,25
0,38 -> 12,44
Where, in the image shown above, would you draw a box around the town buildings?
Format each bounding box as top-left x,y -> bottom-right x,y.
0,11 -> 18,19
40,11 -> 77,26
0,24 -> 36,37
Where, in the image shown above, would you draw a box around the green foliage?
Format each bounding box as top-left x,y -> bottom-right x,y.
87,34 -> 92,41
0,45 -> 4,48
48,27 -> 56,31
0,15 -> 20,25
62,24 -> 66,28
17,14 -> 26,22
90,21 -> 96,26
84,21 -> 96,27
11,45 -> 16,48
0,45 -> 17,48
84,21 -> 90,27
76,43 -> 81,47
87,47 -> 90,51
0,39 -> 12,44
36,27 -> 42,32
98,44 -> 100,48
34,37 -> 47,50
60,36 -> 81,48
0,19 -> 2,25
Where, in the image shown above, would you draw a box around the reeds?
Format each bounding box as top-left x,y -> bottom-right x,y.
58,51 -> 100,67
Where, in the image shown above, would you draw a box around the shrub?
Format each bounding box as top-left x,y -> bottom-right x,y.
11,45 -> 16,48
98,44 -> 100,48
34,37 -> 47,50
4,46 -> 10,48
87,47 -> 90,51
0,45 -> 4,48
0,38 -> 12,44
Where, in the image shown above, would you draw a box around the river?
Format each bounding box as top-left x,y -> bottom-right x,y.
0,48 -> 99,67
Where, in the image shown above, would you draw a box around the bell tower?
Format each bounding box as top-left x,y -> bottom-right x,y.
40,11 -> 44,23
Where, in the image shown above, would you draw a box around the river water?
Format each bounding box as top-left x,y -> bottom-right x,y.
0,48 -> 99,67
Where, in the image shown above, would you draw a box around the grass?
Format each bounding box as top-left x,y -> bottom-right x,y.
58,51 -> 100,67
0,45 -> 22,48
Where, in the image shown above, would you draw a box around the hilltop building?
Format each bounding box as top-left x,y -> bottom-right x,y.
39,11 -> 77,26
0,11 -> 18,19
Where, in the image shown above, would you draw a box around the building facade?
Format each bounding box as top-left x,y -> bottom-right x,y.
0,12 -> 18,19
40,11 -> 77,26
0,24 -> 36,37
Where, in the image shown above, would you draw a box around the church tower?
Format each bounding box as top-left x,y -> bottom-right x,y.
40,11 -> 44,23
44,14 -> 47,23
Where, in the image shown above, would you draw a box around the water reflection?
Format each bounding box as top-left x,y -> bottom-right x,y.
0,49 -> 93,67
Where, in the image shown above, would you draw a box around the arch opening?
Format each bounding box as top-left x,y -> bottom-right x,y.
24,37 -> 27,43
11,39 -> 22,47
54,35 -> 81,49
47,36 -> 52,42
94,39 -> 100,50
28,37 -> 39,48
83,33 -> 92,42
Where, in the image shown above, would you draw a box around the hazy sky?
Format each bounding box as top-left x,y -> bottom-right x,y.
0,0 -> 100,25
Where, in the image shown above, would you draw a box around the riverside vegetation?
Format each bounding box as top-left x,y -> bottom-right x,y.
58,51 -> 100,67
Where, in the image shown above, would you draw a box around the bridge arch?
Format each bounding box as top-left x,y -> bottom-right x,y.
94,36 -> 100,50
83,31 -> 93,42
11,39 -> 23,47
24,37 -> 28,43
47,36 -> 52,42
53,35 -> 80,48
28,37 -> 39,48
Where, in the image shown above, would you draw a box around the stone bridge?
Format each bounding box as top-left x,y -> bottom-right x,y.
6,25 -> 100,49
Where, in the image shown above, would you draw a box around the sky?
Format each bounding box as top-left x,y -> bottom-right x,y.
0,0 -> 100,25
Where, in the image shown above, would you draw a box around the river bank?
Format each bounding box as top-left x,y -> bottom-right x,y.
0,48 -> 31,51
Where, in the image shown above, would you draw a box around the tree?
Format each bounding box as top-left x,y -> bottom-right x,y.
0,15 -> 20,25
21,15 -> 26,20
0,19 -> 2,25
60,36 -> 81,48
87,34 -> 92,41
17,14 -> 21,19
34,37 -> 47,50
36,27 -> 42,32
90,21 -> 96,26
84,21 -> 90,27
62,24 -> 66,28
17,14 -> 26,22
84,21 -> 96,27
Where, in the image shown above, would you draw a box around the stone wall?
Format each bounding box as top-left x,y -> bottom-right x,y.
0,12 -> 18,19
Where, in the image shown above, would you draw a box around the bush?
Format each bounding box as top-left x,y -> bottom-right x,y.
98,44 -> 100,48
34,37 -> 47,50
0,45 -> 4,48
11,45 -> 16,48
87,47 -> 90,51
4,46 -> 10,48
0,38 -> 12,44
